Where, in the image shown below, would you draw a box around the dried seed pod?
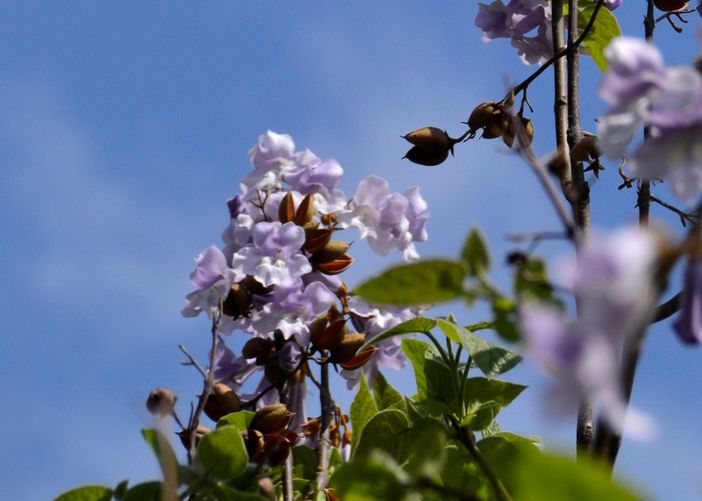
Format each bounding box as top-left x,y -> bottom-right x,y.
303,417 -> 322,438
264,434 -> 293,466
244,429 -> 266,462
304,228 -> 333,253
278,191 -> 295,223
308,314 -> 329,346
294,193 -> 316,226
403,145 -> 450,166
313,240 -> 351,264
570,134 -> 600,164
177,424 -> 211,449
222,282 -> 252,318
242,337 -> 275,363
316,254 -> 354,275
654,0 -> 688,11
330,332 -> 366,363
316,318 -> 347,350
339,346 -> 377,370
402,126 -> 450,151
242,275 -> 273,296
204,383 -> 241,421
146,387 -> 177,416
482,108 -> 510,139
250,403 -> 293,435
502,116 -> 534,148
467,101 -> 498,132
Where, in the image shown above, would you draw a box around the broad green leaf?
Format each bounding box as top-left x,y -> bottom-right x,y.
492,296 -> 520,342
461,401 -> 500,430
354,259 -> 465,306
330,451 -> 410,501
440,446 -> 489,498
463,377 -> 527,407
361,316 -> 437,350
405,418 -> 448,477
461,227 -> 491,276
436,317 -> 522,376
141,428 -> 180,485
425,357 -> 457,405
373,373 -> 406,412
477,435 -> 526,495
493,432 -> 542,455
350,375 -> 378,451
579,4 -> 621,71
513,452 -> 641,500
513,257 -> 557,302
122,482 -> 162,501
201,484 -> 265,501
401,338 -> 431,398
197,425 -> 248,479
293,445 -> 318,482
464,320 -> 493,332
113,480 -> 128,499
217,410 -> 255,430
353,409 -> 411,461
329,446 -> 343,470
54,486 -> 112,501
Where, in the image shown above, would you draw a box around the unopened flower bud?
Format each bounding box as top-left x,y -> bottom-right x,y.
330,332 -> 366,363
146,387 -> 177,416
204,383 -> 241,421
250,403 -> 293,435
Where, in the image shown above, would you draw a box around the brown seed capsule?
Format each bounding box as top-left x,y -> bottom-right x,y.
482,108 -> 510,139
467,101 -> 498,132
403,145 -> 450,166
308,314 -> 329,346
242,275 -> 273,296
304,228 -> 333,253
325,488 -> 341,501
264,434 -> 293,466
315,254 -> 354,275
244,429 -> 266,463
402,126 -> 450,151
654,0 -> 688,11
177,424 -> 211,449
339,346 -> 377,370
570,134 -> 600,164
330,332 -> 366,363
502,116 -> 534,148
342,427 -> 353,447
146,387 -> 177,416
278,192 -> 295,223
242,337 -> 275,364
314,240 -> 351,261
204,383 -> 241,421
250,403 -> 294,435
316,318 -> 348,350
294,193 -> 316,226
302,417 -> 322,438
222,282 -> 252,318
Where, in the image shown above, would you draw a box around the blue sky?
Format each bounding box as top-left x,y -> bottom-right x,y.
1,2 -> 701,500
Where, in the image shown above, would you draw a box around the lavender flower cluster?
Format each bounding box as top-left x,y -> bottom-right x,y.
474,0 -> 621,66
182,131 -> 428,428
598,37 -> 702,203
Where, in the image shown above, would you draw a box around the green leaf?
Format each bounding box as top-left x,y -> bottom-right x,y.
349,375 -> 378,451
401,338 -> 431,398
353,409 -> 411,461
54,486 -> 112,501
113,480 -> 129,499
493,432 -> 542,456
461,400 -> 500,430
197,425 -> 248,479
354,259 -> 465,306
405,418 -> 448,478
330,451 -> 410,501
578,4 -> 622,71
492,296 -> 520,342
463,377 -> 527,407
513,452 -> 641,500
461,227 -> 491,276
122,482 -> 162,501
217,410 -> 255,430
373,373 -> 406,412
293,445 -> 318,482
361,317 -> 437,350
440,446 -> 489,498
141,428 -> 180,485
425,356 -> 457,405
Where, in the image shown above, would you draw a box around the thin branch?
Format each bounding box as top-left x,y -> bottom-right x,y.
653,292 -> 682,323
649,194 -> 697,227
315,360 -> 333,492
179,344 -> 207,378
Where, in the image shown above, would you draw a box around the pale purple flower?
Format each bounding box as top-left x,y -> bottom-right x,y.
598,37 -> 702,202
476,0 -> 553,65
519,226 -> 658,439
231,222 -> 311,287
674,260 -> 702,344
243,130 -> 296,191
340,176 -> 429,262
286,149 -> 344,194
182,246 -> 236,318
604,0 -> 621,10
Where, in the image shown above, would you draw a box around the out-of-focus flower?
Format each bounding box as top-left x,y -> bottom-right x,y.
519,226 -> 659,439
476,0 -> 553,65
674,259 -> 702,344
598,37 -> 702,203
604,0 -> 622,10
